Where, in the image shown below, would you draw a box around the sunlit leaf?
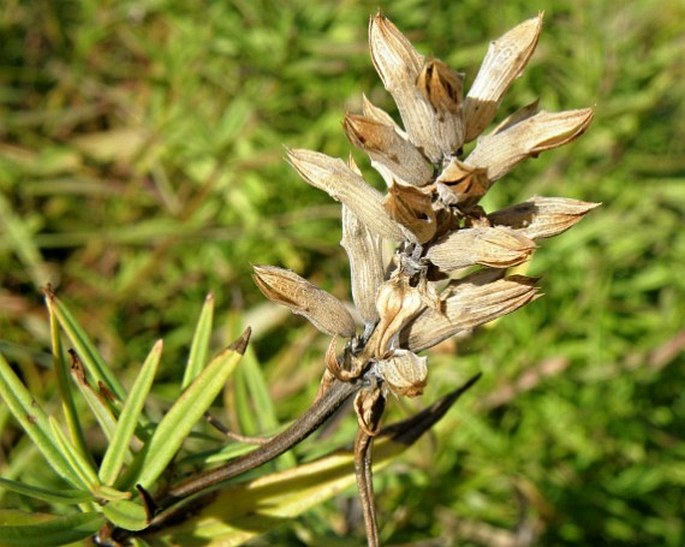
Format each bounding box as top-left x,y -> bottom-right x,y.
0,478 -> 91,505
124,330 -> 248,490
45,291 -> 125,399
0,510 -> 105,546
0,354 -> 82,487
99,340 -> 163,485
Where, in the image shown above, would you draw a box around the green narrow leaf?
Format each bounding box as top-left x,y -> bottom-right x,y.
0,510 -> 105,546
182,292 -> 215,389
127,334 -> 247,490
0,478 -> 92,505
47,298 -> 91,469
45,290 -> 126,399
100,498 -> 148,531
99,340 -> 163,485
48,417 -> 99,490
0,354 -> 82,487
71,366 -> 119,443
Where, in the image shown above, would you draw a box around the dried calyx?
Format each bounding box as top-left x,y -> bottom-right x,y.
254,11 -> 598,545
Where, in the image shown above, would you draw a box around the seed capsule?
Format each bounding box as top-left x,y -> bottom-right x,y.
376,349 -> 427,398
252,265 -> 356,337
488,196 -> 601,240
427,226 -> 536,272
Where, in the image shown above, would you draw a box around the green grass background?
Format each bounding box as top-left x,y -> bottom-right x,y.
1,0 -> 684,544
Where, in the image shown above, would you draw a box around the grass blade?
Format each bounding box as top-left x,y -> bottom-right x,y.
99,340 -> 163,485
182,292 -> 214,389
0,354 -> 82,487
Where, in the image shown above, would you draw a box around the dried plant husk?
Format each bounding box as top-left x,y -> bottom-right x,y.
383,183 -> 437,244
286,148 -> 404,241
376,349 -> 427,397
466,107 -> 595,182
488,196 -> 601,240
373,270 -> 425,356
402,271 -> 541,352
252,265 -> 356,337
435,157 -> 490,205
427,226 -> 536,272
463,13 -> 544,141
343,113 -> 433,187
341,205 -> 385,324
369,13 -> 464,163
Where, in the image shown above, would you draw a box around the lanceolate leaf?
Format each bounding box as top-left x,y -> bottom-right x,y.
99,340 -> 163,485
45,290 -> 126,400
0,510 -> 105,546
48,416 -> 99,490
70,361 -> 119,444
47,296 -> 90,468
0,354 -> 82,487
125,329 -> 250,490
0,478 -> 91,505
100,498 -> 148,531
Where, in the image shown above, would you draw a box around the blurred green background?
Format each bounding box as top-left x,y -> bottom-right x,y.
1,0 -> 683,544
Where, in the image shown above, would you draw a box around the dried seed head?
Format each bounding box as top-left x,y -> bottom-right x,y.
376,349 -> 427,397
252,265 -> 356,337
466,107 -> 595,182
417,58 -> 464,116
383,183 -> 437,244
286,148 -> 404,241
341,205 -> 386,324
464,13 -> 544,141
435,157 -> 490,205
488,196 -> 601,240
373,269 -> 425,355
403,271 -> 541,352
426,226 -> 536,272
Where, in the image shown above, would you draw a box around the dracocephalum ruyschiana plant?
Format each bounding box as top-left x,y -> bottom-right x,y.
0,11 -> 597,547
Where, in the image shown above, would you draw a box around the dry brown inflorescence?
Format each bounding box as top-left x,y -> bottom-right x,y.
253,12 -> 598,545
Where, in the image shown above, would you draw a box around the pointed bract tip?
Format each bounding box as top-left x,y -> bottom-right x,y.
229,326 -> 252,355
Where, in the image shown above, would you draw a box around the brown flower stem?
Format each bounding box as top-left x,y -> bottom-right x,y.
129,377 -> 362,538
353,383 -> 386,547
355,429 -> 379,547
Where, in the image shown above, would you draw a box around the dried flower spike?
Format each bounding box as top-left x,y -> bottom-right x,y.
254,12 -> 598,546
